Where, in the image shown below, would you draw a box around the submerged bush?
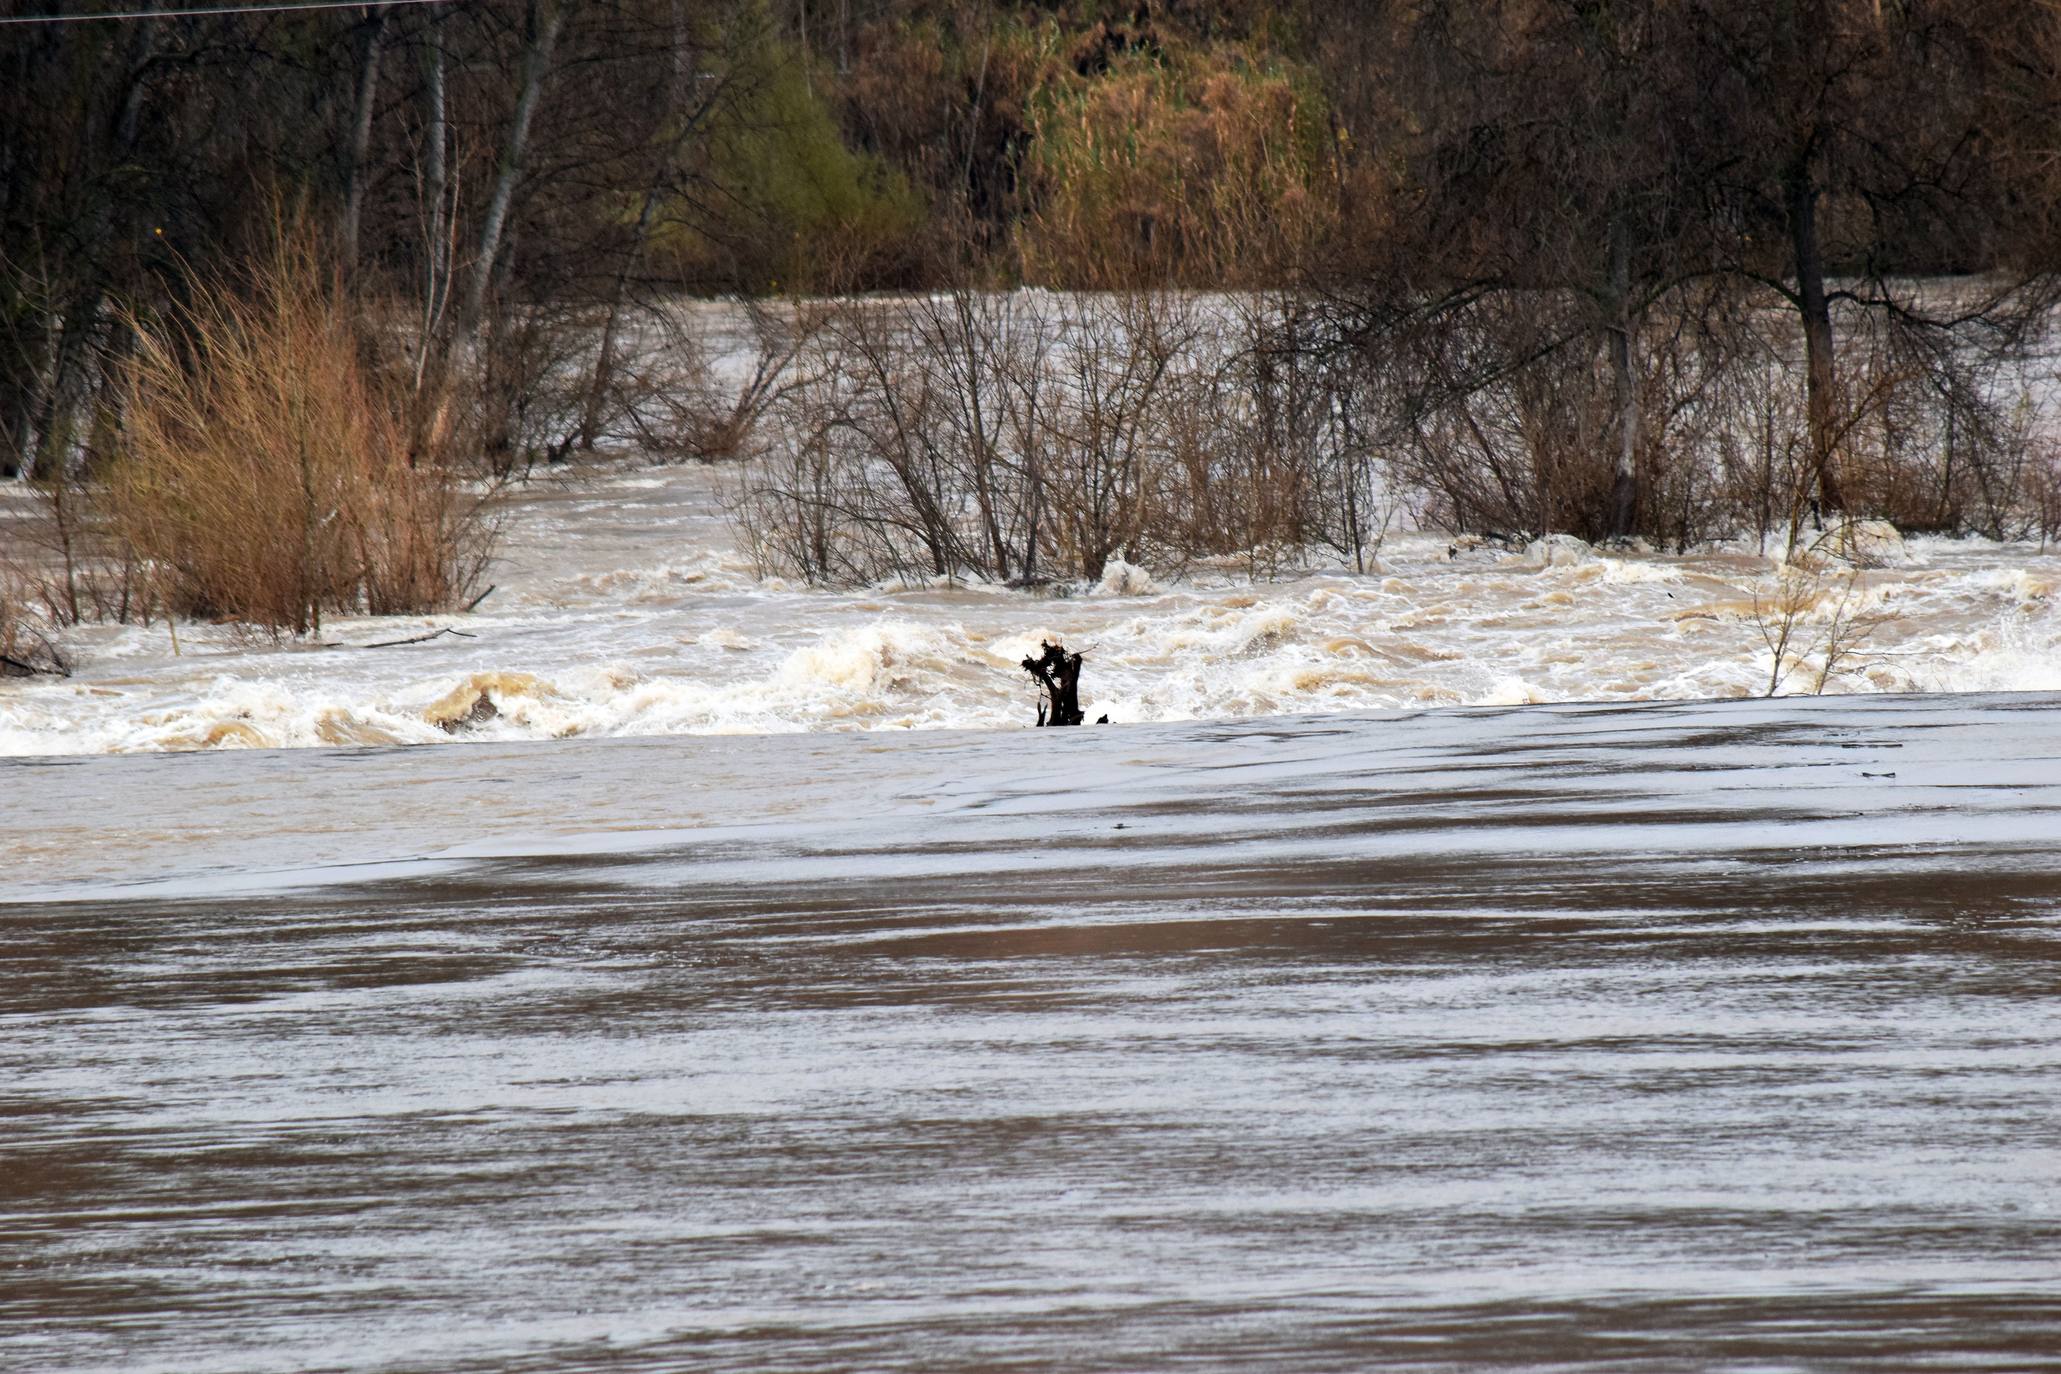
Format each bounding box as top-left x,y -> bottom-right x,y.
109,225 -> 493,635
731,290 -> 1382,585
0,570 -> 68,677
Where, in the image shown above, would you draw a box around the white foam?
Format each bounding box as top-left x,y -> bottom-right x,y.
1526,533 -> 1595,567
8,460 -> 2061,756
1921,611 -> 2061,694
1093,558 -> 1158,596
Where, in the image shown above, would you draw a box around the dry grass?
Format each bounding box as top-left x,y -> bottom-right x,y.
1021,54 -> 1336,288
109,220 -> 492,636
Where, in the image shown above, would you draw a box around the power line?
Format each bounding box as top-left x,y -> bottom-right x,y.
0,0 -> 450,25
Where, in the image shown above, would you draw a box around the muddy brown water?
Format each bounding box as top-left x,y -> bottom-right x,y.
5,694 -> 2061,1370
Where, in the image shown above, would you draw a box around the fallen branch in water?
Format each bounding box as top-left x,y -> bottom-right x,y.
357,626 -> 479,649
0,650 -> 69,679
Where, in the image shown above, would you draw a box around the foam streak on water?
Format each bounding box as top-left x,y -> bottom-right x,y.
4,463 -> 2060,756
4,694 -> 2061,1369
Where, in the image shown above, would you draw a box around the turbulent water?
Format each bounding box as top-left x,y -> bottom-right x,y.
3,462 -> 2061,758
9,451 -> 2061,1369
6,695 -> 2061,1370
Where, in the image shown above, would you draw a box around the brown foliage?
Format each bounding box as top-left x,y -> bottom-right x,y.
1019,48 -> 1336,287
108,222 -> 493,636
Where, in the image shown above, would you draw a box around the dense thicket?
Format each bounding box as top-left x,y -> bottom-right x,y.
1318,0 -> 2061,544
5,0 -> 2061,604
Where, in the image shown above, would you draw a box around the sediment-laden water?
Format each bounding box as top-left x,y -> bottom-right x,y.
6,694 -> 2060,1370
4,461 -> 2060,757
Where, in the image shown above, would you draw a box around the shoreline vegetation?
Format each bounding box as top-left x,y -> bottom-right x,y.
6,1 -> 2061,665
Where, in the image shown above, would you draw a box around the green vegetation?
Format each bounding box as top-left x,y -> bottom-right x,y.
659,34 -> 926,290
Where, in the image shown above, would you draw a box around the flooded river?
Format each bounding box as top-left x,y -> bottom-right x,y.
6,459 -> 2061,757
6,691 -> 2060,1370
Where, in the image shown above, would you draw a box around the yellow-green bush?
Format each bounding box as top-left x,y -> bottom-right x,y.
656,36 -> 926,290
1019,42 -> 1339,285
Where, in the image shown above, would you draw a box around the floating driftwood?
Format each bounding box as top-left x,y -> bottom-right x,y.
440,692 -> 499,732
358,626 -> 479,650
1021,640 -> 1106,727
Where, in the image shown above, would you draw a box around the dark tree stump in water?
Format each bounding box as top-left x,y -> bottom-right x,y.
1022,640 -> 1087,726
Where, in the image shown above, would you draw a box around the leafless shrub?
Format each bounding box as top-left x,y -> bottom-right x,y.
730,318 -> 892,583
109,221 -> 494,636
1363,272 -> 2061,557
1848,327 -> 2055,543
738,290 -> 1055,584
1375,293 -> 1617,542
1753,531 -> 1903,697
0,467 -> 168,630
1037,292 -> 1200,577
732,288 -> 1398,587
735,274 -> 2061,582
459,301 -> 597,480
613,298 -> 833,464
2027,443 -> 2061,552
1185,295 -> 1385,573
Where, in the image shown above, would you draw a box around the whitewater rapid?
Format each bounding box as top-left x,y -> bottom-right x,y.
3,461 -> 2059,757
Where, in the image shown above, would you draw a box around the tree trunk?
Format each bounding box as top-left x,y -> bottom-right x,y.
1606,222 -> 1638,539
1022,641 -> 1086,726
1785,154 -> 1843,516
579,186 -> 660,451
340,6 -> 390,273
950,297 -> 1012,580
582,14 -> 712,453
423,26 -> 447,285
0,314 -> 40,478
35,5 -> 160,479
453,0 -> 563,355
406,26 -> 451,455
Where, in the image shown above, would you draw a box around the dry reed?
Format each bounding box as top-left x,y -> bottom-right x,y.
109,222 -> 492,635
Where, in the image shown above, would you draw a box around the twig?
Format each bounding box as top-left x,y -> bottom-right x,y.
463,583 -> 497,612
357,626 -> 478,649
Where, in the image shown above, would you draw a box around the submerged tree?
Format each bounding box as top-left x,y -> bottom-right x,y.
1312,0 -> 2061,544
1022,640 -> 1087,726
1688,0 -> 2061,517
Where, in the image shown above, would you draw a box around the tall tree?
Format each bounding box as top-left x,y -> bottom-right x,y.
1328,0 -> 1707,538
1691,0 -> 2061,516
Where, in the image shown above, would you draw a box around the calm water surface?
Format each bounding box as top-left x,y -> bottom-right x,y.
5,694 -> 2061,1370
